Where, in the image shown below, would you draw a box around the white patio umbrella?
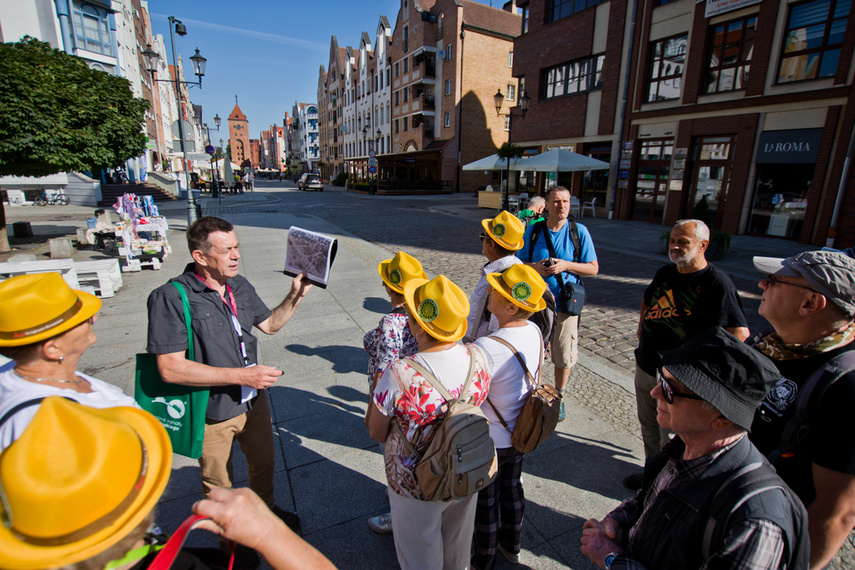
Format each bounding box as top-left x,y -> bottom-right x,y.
224,158 -> 235,186
509,148 -> 609,172
461,153 -> 528,171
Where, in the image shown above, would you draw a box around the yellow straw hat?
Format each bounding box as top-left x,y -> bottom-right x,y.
0,397 -> 172,570
378,251 -> 428,294
403,275 -> 470,342
0,273 -> 101,346
486,264 -> 548,312
481,210 -> 525,251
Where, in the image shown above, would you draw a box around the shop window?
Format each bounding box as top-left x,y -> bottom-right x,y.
688,137 -> 734,229
705,16 -> 756,93
542,55 -> 604,99
547,0 -> 607,23
647,34 -> 687,102
72,3 -> 114,56
777,0 -> 850,83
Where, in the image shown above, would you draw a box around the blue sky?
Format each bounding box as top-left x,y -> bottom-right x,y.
150,0 -> 497,139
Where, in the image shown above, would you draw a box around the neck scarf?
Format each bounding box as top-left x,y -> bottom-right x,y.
755,321 -> 855,360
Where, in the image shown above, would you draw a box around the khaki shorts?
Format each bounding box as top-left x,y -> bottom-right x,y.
551,312 -> 579,369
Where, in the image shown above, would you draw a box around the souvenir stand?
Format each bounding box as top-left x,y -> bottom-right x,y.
113,194 -> 172,272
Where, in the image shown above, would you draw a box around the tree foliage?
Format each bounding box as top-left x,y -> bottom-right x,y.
497,142 -> 524,160
0,37 -> 149,177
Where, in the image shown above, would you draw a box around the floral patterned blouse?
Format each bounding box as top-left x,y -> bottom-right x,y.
363,307 -> 418,381
373,344 -> 491,499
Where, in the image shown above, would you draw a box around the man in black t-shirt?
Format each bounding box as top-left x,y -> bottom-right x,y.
749,250 -> 855,569
624,219 -> 749,490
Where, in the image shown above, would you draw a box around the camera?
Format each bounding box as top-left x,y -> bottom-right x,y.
543,259 -> 554,267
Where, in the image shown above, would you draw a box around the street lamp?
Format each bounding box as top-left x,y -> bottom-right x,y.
493,89 -> 530,211
141,17 -> 208,225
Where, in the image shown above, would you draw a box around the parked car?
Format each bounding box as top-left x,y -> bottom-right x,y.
298,173 -> 324,191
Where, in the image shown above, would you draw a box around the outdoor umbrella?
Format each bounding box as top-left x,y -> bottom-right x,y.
461,153 -> 527,171
509,149 -> 609,172
224,158 -> 235,187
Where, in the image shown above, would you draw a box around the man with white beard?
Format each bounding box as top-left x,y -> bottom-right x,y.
622,219 -> 750,490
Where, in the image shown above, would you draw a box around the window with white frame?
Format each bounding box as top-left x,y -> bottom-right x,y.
445,79 -> 452,95
504,116 -> 510,131
542,54 -> 605,99
444,111 -> 451,127
72,3 -> 114,56
506,84 -> 515,101
446,43 -> 453,60
508,52 -> 513,67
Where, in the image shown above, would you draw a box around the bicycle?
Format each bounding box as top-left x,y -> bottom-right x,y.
33,190 -> 70,206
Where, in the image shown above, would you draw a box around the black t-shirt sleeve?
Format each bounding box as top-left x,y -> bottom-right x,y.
700,267 -> 749,330
809,371 -> 855,474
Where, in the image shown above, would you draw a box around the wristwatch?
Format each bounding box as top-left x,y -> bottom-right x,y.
604,552 -> 620,569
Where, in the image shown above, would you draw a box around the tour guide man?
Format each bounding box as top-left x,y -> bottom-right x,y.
517,185 -> 598,420
146,216 -> 310,564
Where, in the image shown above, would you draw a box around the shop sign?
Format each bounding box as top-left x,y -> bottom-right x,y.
705,0 -> 761,18
756,129 -> 823,164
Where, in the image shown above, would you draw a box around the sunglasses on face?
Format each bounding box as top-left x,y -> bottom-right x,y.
765,275 -> 817,293
658,372 -> 704,405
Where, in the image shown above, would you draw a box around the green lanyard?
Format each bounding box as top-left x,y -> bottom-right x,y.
105,543 -> 164,569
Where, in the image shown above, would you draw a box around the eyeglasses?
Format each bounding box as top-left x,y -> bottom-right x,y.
765,275 -> 817,293
658,372 -> 704,405
479,232 -> 487,241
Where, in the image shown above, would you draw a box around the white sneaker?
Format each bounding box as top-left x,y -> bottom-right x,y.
367,512 -> 393,534
497,543 -> 520,564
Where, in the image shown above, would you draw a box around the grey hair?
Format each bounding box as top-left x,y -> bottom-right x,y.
674,219 -> 710,242
527,196 -> 546,209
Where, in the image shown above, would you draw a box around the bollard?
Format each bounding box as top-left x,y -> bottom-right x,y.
49,237 -> 74,259
12,222 -> 33,237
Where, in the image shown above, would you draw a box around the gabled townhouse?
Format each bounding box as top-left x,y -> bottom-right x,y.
318,37 -> 348,180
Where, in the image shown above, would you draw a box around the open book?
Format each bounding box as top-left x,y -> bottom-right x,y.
283,226 -> 338,289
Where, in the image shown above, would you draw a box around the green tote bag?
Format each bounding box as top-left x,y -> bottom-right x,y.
135,282 -> 209,459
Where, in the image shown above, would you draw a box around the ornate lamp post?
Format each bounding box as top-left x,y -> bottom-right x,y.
493,89 -> 530,211
141,17 -> 208,224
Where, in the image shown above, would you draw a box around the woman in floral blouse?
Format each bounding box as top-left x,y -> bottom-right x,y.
366,275 -> 491,570
364,251 -> 425,534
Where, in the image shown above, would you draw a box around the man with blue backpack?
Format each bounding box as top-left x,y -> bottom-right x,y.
750,251 -> 855,569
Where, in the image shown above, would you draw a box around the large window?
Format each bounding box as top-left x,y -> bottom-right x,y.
542,55 -> 604,99
647,35 -> 687,102
72,3 -> 113,56
547,0 -> 607,23
705,16 -> 756,93
777,0 -> 850,83
521,4 -> 529,34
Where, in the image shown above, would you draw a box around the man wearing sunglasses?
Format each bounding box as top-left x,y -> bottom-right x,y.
581,327 -> 808,569
749,251 -> 855,568
626,219 -> 749,490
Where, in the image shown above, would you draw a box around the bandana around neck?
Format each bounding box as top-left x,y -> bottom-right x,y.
755,321 -> 855,360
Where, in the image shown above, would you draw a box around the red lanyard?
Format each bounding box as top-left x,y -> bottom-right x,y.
195,275 -> 248,365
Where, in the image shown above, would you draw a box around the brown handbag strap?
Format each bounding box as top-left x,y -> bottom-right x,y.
484,334 -> 543,434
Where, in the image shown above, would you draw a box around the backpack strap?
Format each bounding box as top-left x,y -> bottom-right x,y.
701,461 -> 788,560
0,396 -> 75,429
392,350 -> 477,460
769,350 -> 855,463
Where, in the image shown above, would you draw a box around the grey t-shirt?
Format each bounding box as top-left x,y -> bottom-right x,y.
146,264 -> 272,421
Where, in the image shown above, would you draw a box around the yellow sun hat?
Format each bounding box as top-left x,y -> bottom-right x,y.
481,210 -> 525,251
0,273 -> 101,346
0,397 -> 172,570
486,264 -> 548,312
378,251 -> 428,294
403,275 -> 470,342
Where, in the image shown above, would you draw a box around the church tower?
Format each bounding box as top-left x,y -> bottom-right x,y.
228,99 -> 250,164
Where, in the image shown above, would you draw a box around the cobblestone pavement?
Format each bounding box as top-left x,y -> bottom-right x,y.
205,186 -> 853,567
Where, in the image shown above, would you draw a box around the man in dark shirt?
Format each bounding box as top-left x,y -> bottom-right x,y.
749,250 -> 855,568
581,327 -> 808,570
625,219 -> 748,489
147,217 -> 310,563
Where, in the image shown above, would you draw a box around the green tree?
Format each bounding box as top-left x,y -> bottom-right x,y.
0,37 -> 149,251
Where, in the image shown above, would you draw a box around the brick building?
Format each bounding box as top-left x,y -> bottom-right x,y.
228,102 -> 251,165
612,0 -> 855,247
